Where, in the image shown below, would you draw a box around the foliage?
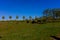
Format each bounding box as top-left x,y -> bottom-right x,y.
9,16 -> 12,20
2,16 -> 5,20
29,16 -> 32,20
16,16 -> 19,20
22,16 -> 25,21
1,8 -> 60,23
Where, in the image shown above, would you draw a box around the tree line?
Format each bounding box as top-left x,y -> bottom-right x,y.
43,8 -> 60,22
1,8 -> 60,23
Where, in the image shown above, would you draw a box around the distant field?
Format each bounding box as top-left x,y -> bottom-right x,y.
0,21 -> 60,40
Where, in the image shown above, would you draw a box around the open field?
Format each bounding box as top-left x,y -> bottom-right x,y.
0,21 -> 60,40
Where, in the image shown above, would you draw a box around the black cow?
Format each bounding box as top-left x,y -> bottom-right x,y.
31,20 -> 37,24
37,20 -> 41,24
31,20 -> 44,24
37,20 -> 44,24
26,21 -> 29,23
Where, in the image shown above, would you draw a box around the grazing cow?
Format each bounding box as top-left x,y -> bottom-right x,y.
37,20 -> 41,24
43,20 -> 46,22
31,20 -> 37,24
26,21 -> 29,23
37,20 -> 44,24
50,36 -> 60,40
31,20 -> 44,24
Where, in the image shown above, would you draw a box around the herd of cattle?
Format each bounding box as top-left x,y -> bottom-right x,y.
26,20 -> 46,24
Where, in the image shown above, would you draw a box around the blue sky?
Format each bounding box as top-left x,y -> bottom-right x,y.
0,0 -> 60,20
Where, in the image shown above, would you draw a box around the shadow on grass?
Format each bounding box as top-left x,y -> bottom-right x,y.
50,36 -> 60,40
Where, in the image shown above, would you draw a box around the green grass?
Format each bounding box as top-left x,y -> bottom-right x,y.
0,22 -> 60,40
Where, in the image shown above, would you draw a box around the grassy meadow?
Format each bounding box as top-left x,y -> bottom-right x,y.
0,21 -> 60,40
